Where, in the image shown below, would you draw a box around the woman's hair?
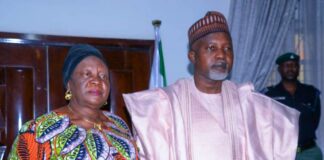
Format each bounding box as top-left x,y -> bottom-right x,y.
62,44 -> 108,88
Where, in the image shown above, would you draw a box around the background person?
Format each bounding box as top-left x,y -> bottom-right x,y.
8,44 -> 138,160
263,52 -> 322,160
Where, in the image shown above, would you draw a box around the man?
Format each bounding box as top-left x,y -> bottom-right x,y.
264,52 -> 322,160
123,11 -> 300,159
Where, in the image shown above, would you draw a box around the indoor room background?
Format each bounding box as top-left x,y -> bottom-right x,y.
0,0 -> 323,158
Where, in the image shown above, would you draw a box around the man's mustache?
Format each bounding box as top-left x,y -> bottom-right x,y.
211,61 -> 227,70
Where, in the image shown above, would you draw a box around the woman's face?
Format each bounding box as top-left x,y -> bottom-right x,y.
68,56 -> 109,107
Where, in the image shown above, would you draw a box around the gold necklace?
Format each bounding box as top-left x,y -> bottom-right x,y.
67,104 -> 102,131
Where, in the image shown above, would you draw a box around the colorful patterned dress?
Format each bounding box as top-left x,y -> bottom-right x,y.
8,111 -> 138,160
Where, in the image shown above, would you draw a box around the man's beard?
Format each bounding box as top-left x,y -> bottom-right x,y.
208,61 -> 229,80
209,70 -> 228,80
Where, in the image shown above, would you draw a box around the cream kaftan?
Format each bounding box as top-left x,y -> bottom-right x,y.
123,78 -> 299,160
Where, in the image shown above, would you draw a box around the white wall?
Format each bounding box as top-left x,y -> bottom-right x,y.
0,0 -> 230,84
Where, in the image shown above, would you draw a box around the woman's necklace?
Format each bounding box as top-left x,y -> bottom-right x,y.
67,104 -> 102,131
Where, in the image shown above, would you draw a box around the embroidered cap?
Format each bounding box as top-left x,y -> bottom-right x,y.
188,11 -> 230,46
275,52 -> 300,65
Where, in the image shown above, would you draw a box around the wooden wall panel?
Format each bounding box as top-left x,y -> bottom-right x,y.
0,68 -> 5,145
128,51 -> 151,90
109,70 -> 133,127
0,88 -> 4,143
48,46 -> 70,110
5,68 -> 34,151
0,43 -> 47,117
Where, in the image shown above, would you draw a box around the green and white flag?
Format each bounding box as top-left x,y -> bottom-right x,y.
149,20 -> 167,89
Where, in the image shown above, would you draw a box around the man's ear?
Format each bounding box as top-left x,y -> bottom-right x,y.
188,50 -> 196,64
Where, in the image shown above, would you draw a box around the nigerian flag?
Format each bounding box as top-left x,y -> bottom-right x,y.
149,20 -> 167,89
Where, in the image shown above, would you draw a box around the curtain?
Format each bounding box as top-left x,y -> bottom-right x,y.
298,0 -> 324,152
228,0 -> 324,152
313,0 -> 324,152
228,0 -> 297,90
268,0 -> 324,152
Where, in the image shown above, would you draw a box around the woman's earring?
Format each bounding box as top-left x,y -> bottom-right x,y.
65,90 -> 72,100
103,101 -> 108,106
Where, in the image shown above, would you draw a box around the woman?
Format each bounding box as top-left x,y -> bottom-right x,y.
8,44 -> 139,160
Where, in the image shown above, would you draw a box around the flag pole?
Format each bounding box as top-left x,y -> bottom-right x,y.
149,20 -> 167,89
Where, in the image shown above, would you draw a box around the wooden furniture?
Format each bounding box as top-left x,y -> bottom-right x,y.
0,32 -> 154,159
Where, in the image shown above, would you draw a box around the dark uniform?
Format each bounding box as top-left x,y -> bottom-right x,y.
264,81 -> 321,153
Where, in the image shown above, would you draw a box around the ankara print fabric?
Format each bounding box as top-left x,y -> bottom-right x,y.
8,111 -> 138,160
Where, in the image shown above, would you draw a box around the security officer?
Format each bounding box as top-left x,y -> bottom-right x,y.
263,52 -> 322,160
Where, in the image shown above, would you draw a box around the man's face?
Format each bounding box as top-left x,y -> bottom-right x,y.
189,32 -> 233,81
278,60 -> 299,81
